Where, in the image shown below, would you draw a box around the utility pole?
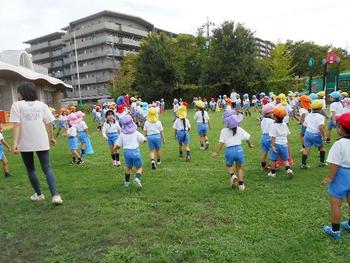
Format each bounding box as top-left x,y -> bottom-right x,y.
204,17 -> 215,49
73,32 -> 82,105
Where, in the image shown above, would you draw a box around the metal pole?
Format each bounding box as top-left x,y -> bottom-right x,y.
73,32 -> 82,104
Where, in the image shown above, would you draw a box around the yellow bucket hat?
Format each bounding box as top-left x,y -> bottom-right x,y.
176,105 -> 187,119
342,91 -> 349,97
195,101 -> 205,109
147,107 -> 158,123
317,91 -> 325,97
277,93 -> 287,105
311,99 -> 323,110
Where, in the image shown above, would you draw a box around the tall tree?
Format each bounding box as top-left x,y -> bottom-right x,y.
269,43 -> 294,80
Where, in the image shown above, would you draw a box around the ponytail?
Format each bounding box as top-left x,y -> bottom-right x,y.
231,127 -> 237,136
201,109 -> 205,123
182,118 -> 186,130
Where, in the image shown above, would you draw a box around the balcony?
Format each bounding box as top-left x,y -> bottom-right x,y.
51,61 -> 63,68
120,25 -> 148,37
28,42 -> 49,52
51,50 -> 63,58
32,51 -> 51,62
51,71 -> 64,78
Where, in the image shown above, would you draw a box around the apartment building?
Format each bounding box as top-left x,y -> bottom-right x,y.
255,37 -> 275,59
24,11 -> 155,102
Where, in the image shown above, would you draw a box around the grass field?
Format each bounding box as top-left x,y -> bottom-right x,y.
1,109 -> 350,262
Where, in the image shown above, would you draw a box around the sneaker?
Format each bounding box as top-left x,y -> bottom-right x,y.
179,153 -> 183,158
186,155 -> 191,162
341,221 -> 350,232
323,226 -> 341,239
151,160 -> 156,170
204,142 -> 209,150
157,160 -> 161,165
238,184 -> 245,192
124,181 -> 130,188
4,172 -> 13,178
319,162 -> 328,167
267,172 -> 276,177
112,160 -> 117,166
70,160 -> 76,165
325,139 -> 331,144
30,193 -> 45,201
52,195 -> 63,205
134,178 -> 142,188
116,161 -> 121,167
200,146 -> 205,150
286,169 -> 294,178
77,160 -> 84,165
300,164 -> 310,169
230,175 -> 238,188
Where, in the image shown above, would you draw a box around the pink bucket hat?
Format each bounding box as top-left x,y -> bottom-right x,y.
342,98 -> 350,109
262,104 -> 274,114
75,111 -> 85,118
223,110 -> 243,129
119,114 -> 137,134
67,113 -> 79,126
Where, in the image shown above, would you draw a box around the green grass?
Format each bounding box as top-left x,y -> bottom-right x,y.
1,109 -> 349,262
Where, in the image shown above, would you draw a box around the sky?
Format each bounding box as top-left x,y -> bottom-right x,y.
1,0 -> 350,51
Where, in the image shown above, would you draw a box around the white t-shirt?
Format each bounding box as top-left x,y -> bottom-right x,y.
102,121 -> 121,137
115,131 -> 146,150
173,103 -> 179,112
219,127 -> 251,147
95,111 -> 101,120
76,121 -> 88,132
9,100 -> 54,152
327,138 -> 350,168
260,117 -> 275,134
299,108 -> 309,126
194,111 -> 209,123
143,121 -> 163,135
0,132 -> 3,142
330,102 -> 344,117
172,118 -> 191,131
58,115 -> 67,122
343,107 -> 350,113
304,113 -> 325,133
269,122 -> 290,145
67,126 -> 77,137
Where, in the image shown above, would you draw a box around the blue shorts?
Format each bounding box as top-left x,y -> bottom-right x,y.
58,120 -> 67,129
329,119 -> 337,129
197,123 -> 208,136
300,125 -> 306,136
176,130 -> 190,145
0,144 -> 5,160
124,148 -> 143,169
147,133 -> 162,150
328,167 -> 350,199
304,131 -> 323,148
269,144 -> 289,161
107,132 -> 119,146
225,145 -> 245,166
78,131 -> 88,144
260,134 -> 271,152
68,137 -> 78,151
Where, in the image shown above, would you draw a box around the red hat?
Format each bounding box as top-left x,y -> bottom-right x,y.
117,104 -> 124,113
338,112 -> 350,130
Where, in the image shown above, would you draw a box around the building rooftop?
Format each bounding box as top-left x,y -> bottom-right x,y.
61,10 -> 154,31
24,32 -> 65,45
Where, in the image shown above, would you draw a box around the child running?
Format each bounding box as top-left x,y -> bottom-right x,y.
194,101 -> 211,150
75,111 -> 90,156
114,115 -> 146,188
212,110 -> 253,191
56,108 -> 68,137
102,110 -> 122,167
0,124 -> 13,177
321,112 -> 350,239
301,100 -> 327,168
173,105 -> 191,161
267,106 -> 294,178
143,107 -> 166,169
326,91 -> 343,143
298,95 -> 311,150
66,114 -> 84,165
260,104 -> 275,171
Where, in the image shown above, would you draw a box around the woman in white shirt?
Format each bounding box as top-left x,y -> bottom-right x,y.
10,82 -> 62,204
193,101 -> 211,150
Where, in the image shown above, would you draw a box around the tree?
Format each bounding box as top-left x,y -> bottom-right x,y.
135,32 -> 179,101
269,43 -> 294,80
108,53 -> 137,99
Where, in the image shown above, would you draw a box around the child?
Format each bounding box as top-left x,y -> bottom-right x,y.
102,110 -> 121,167
242,94 -> 251,117
267,106 -> 294,178
326,91 -> 343,143
114,115 -> 146,188
212,110 -> 253,191
193,101 -> 211,150
173,105 -> 191,161
173,99 -> 179,120
299,95 -> 311,149
95,107 -> 102,131
143,107 -> 166,169
260,104 -> 275,170
342,98 -> 350,113
56,108 -> 68,137
66,114 -> 84,165
0,124 -> 13,177
75,111 -> 91,156
321,112 -> 350,239
301,100 -> 326,168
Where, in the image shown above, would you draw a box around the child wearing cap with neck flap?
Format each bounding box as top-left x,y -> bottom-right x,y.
173,105 -> 191,161
194,101 -> 211,150
260,104 -> 275,171
326,91 -> 344,143
301,100 -> 326,169
66,113 -> 84,165
114,115 -> 146,188
102,110 -> 122,167
321,112 -> 350,239
268,106 -> 294,178
299,95 -> 311,150
212,110 -> 253,191
143,107 -> 166,169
